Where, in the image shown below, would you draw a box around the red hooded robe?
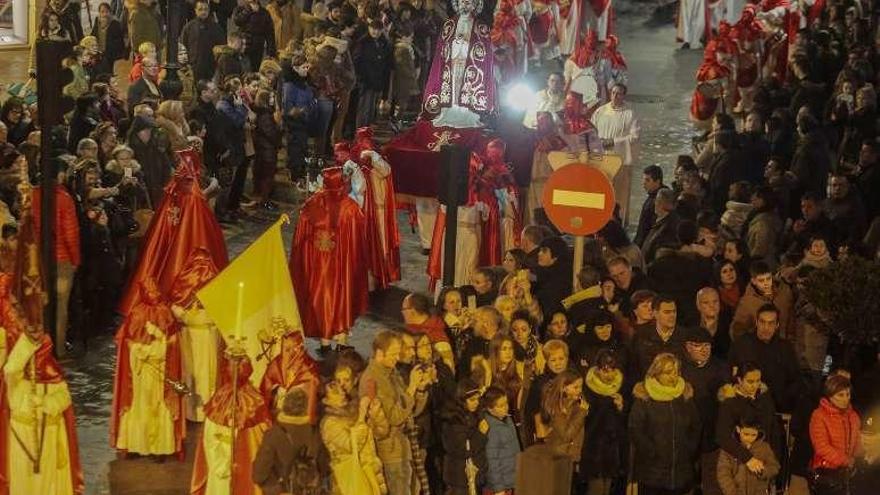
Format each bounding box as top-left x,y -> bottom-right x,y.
290,168 -> 368,339
476,139 -> 522,266
259,332 -> 320,423
118,148 -> 228,315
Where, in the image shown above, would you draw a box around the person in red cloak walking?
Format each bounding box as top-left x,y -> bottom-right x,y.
756,0 -> 796,83
190,350 -> 271,495
476,139 -> 522,267
4,324 -> 85,495
0,273 -> 24,495
290,167 -> 368,355
118,147 -> 228,316
111,277 -> 185,460
730,5 -> 764,113
690,33 -> 734,129
259,330 -> 321,423
349,127 -> 401,289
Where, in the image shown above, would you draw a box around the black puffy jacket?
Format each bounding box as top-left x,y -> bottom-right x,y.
628,381 -> 701,491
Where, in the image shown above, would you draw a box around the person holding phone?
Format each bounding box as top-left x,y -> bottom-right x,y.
359,330 -> 431,495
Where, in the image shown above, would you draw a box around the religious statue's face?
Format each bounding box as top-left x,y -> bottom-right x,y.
459,0 -> 475,14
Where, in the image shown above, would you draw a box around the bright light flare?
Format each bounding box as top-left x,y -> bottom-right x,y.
505,82 -> 537,112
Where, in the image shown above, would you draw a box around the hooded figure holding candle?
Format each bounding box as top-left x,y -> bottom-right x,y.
111,277 -> 185,459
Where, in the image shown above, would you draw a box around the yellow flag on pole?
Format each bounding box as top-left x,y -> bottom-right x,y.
197,214 -> 301,383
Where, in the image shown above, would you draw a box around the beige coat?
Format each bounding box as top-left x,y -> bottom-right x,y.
730,282 -> 794,341
717,439 -> 779,495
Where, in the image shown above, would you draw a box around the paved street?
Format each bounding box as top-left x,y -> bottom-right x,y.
2,5 -> 702,493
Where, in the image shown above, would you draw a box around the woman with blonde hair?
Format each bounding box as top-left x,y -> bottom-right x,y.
629,353 -> 701,495
155,100 -> 190,151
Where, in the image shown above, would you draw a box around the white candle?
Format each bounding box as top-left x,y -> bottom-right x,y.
235,281 -> 245,340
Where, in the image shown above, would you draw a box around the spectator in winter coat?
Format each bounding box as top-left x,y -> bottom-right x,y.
253,388 -> 329,495
128,0 -> 163,60
482,387 -> 520,494
354,20 -> 393,127
716,362 -> 781,474
634,164 -> 667,248
680,326 -> 730,495
647,221 -> 714,327
442,378 -> 488,495
745,187 -> 783,267
392,26 -> 417,117
214,32 -> 249,85
631,297 -> 687,379
824,173 -> 868,248
538,369 -> 588,461
233,0 -> 277,74
719,181 -> 754,246
629,353 -> 701,494
522,339 -> 569,446
730,261 -> 794,341
179,0 -> 227,83
47,0 -> 83,43
717,416 -> 780,495
729,304 -> 802,414
281,54 -> 316,182
641,188 -> 680,264
809,374 -> 863,492
580,350 -> 628,495
696,287 -> 732,359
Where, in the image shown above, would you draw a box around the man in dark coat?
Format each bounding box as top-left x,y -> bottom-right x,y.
353,20 -> 393,127
630,296 -> 687,379
738,112 -> 771,185
641,188 -> 680,265
180,0 -> 227,83
856,139 -> 880,220
824,173 -> 868,247
728,304 -> 802,413
784,191 -> 836,254
187,80 -> 227,173
127,57 -> 163,112
634,164 -> 667,247
707,130 -> 747,215
233,0 -> 277,72
647,220 -> 713,327
127,116 -> 173,206
680,326 -> 730,495
214,32 -> 249,84
789,113 -> 832,198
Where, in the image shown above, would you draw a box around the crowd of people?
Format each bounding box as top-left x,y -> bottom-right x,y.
0,0 -> 879,494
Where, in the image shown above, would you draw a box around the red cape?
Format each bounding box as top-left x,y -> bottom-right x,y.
111,279 -> 185,456
289,169 -> 368,339
259,333 -> 320,423
351,133 -> 402,289
118,150 -> 228,315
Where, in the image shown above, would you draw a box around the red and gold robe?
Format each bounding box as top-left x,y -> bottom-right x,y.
111,278 -> 185,457
290,168 -> 368,340
118,148 -> 228,316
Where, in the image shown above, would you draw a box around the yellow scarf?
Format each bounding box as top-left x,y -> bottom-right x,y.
585,367 -> 623,397
644,376 -> 685,402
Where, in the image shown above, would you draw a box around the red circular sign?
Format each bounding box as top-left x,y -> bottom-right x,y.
541,163 -> 616,236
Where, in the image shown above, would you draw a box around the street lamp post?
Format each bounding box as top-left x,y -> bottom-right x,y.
160,0 -> 184,99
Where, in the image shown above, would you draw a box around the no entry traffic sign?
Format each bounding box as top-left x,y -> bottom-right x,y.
541,163 -> 616,236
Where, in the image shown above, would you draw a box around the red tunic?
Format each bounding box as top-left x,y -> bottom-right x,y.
290,168 -> 368,339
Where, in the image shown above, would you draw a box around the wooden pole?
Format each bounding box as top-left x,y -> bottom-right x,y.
572,235 -> 584,291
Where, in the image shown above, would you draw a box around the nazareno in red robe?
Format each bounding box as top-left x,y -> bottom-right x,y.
290,167 -> 368,340
350,126 -> 401,289
259,331 -> 320,423
476,138 -> 521,266
110,278 -> 185,457
118,147 -> 228,315
190,355 -> 271,495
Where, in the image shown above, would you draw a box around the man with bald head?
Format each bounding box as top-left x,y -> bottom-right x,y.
697,287 -> 731,359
